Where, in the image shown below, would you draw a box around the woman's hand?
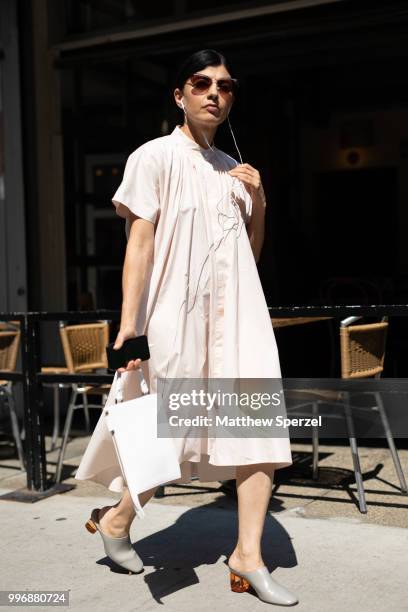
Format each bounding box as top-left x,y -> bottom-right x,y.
228,163 -> 266,207
113,327 -> 142,374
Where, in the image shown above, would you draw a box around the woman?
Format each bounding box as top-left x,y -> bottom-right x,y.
75,49 -> 298,606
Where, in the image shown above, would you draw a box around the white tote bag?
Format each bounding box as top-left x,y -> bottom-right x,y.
104,368 -> 181,519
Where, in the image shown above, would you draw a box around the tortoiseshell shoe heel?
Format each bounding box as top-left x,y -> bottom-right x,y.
85,508 -> 144,575
228,564 -> 298,606
230,571 -> 250,593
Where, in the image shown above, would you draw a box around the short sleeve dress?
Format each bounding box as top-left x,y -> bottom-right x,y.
74,125 -> 293,493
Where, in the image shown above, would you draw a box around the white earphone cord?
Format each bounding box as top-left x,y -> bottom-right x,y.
181,99 -> 243,164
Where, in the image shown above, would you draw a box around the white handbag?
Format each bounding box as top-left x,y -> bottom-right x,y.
104,368 -> 181,520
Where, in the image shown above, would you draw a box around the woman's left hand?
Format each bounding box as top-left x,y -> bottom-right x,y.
228,163 -> 266,205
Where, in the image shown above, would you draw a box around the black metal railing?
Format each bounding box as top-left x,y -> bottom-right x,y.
0,304 -> 407,499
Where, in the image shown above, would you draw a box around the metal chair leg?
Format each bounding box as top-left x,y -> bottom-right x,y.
55,388 -> 78,483
50,384 -> 61,451
81,387 -> 91,433
343,394 -> 367,513
3,386 -> 26,472
312,401 -> 319,480
374,391 -> 408,494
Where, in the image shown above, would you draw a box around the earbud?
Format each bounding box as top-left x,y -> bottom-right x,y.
180,98 -> 186,112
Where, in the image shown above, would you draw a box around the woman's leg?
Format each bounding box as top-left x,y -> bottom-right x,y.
228,463 -> 276,572
99,485 -> 159,537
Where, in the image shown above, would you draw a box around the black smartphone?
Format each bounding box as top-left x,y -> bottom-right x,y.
106,335 -> 150,371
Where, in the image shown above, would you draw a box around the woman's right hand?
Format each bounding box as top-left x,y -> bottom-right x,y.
113,327 -> 142,374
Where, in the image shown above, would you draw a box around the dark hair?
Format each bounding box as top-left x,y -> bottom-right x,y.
172,49 -> 235,91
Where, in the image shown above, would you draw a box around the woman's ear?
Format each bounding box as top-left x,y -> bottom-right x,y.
174,88 -> 183,110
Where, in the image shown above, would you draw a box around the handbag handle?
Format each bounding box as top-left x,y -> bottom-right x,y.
115,367 -> 150,404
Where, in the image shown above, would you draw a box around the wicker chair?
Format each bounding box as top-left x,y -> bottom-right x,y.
55,321 -> 111,483
0,329 -> 26,471
285,316 -> 407,513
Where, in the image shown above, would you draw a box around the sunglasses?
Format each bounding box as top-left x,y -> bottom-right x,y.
185,73 -> 238,95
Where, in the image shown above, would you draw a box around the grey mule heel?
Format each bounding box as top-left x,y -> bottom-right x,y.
85,508 -> 144,575
229,563 -> 298,606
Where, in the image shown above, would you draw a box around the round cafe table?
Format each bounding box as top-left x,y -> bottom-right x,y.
271,316 -> 333,328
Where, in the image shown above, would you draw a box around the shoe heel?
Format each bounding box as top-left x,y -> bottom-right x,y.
85,518 -> 97,534
230,571 -> 250,593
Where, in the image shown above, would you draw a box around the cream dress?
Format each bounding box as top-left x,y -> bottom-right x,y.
74,124 -> 292,493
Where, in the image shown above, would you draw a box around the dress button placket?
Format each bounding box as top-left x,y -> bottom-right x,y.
211,175 -> 228,379
197,154 -> 228,380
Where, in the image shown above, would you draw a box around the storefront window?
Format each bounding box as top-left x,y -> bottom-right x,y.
0,60 -> 4,203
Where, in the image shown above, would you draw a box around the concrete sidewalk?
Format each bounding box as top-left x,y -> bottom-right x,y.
1,435 -> 408,611
1,487 -> 408,612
